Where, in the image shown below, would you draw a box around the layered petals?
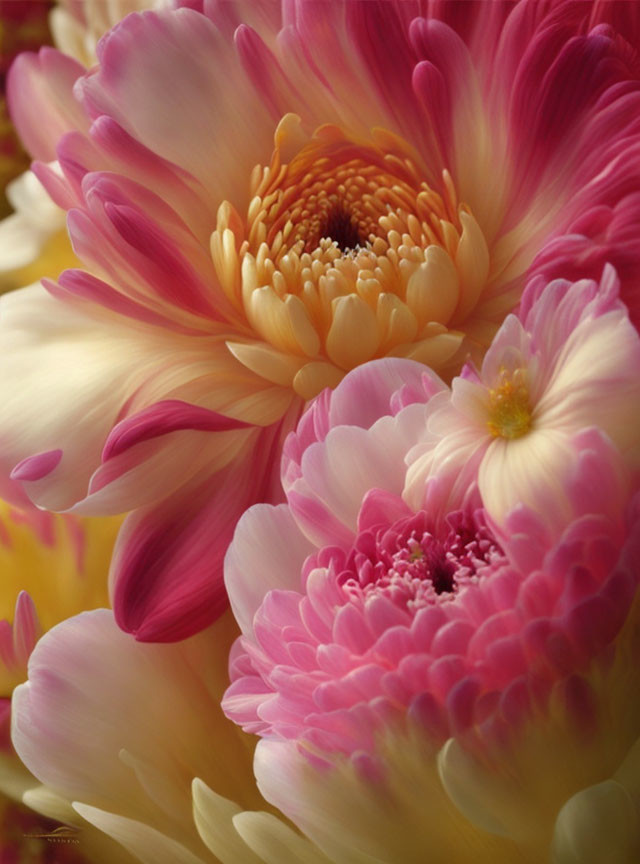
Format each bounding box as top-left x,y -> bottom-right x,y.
2,0 -> 640,645
11,608 -> 334,863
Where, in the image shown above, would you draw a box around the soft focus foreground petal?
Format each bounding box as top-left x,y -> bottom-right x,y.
11,608 -> 263,859
233,810 -> 334,864
7,48 -> 87,162
73,803 -> 206,864
17,785 -> 135,864
551,780 -> 639,864
76,8 -> 274,209
192,778 -> 264,864
438,591 -> 640,859
112,415 -> 297,642
193,777 -> 332,864
254,738 -> 521,864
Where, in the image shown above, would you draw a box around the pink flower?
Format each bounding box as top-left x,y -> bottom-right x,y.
405,265 -> 640,529
220,342 -> 640,859
3,1 -> 640,642
222,348 -> 638,752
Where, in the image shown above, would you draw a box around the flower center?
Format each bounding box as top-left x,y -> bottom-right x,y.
338,510 -> 503,613
212,116 -> 492,400
487,367 -> 531,439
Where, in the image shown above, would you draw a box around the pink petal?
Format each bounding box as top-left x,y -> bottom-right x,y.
7,48 -> 87,161
112,423 -> 286,642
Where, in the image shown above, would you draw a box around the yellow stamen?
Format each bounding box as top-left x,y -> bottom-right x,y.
487,368 -> 531,439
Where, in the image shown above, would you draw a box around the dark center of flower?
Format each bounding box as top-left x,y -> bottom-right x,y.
338,510 -> 504,612
320,203 -> 364,252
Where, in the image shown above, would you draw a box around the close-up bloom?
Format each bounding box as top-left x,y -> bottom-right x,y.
1,0 -> 640,643
1,1 -> 640,862
221,337 -> 640,861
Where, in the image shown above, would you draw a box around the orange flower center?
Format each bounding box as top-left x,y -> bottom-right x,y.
212,115 -> 494,399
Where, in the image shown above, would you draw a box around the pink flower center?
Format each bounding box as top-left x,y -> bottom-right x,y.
339,511 -> 504,612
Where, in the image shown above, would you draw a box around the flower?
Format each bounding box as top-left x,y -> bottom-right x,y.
404,265 -> 640,528
219,336 -> 640,860
3,0 -> 640,642
11,607 -> 332,864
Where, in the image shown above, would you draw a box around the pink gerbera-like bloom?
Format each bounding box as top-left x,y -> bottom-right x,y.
3,0 -> 640,642
220,277 -> 640,860
404,265 -> 640,528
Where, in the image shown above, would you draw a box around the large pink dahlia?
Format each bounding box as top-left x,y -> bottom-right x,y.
3,0 -> 640,642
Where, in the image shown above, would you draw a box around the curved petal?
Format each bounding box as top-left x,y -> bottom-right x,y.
225,504 -> 315,638
0,284 -> 148,510
76,8 -> 275,210
11,608 -> 260,843
7,48 -> 87,161
290,404 -> 429,547
112,417 -> 296,642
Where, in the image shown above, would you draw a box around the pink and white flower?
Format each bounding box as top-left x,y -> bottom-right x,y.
404,265 -> 640,529
220,277 -> 640,859
3,0 -> 640,642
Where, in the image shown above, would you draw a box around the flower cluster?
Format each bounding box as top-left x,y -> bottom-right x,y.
0,1 -> 639,862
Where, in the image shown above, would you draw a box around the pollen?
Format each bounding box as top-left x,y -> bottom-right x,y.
211,115 -> 493,399
487,368 -> 531,439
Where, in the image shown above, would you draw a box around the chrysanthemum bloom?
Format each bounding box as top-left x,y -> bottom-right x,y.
220,281 -> 640,862
11,607 -> 333,864
3,0 -> 640,642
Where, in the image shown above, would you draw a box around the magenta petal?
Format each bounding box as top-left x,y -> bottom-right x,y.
102,400 -> 250,461
112,429 -> 281,642
10,449 -> 63,482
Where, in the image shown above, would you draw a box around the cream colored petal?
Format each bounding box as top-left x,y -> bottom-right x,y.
192,779 -> 263,864
233,811 -> 333,864
551,781 -> 639,864
452,211 -> 490,324
226,341 -> 306,388
293,361 -> 345,401
326,295 -> 379,370
392,332 -> 464,368
376,293 -> 418,352
73,802 -> 207,864
406,245 -> 460,327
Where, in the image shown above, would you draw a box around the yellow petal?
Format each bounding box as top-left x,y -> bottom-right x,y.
452,210 -> 490,324
226,340 -> 305,387
325,294 -> 379,370
406,245 -> 460,327
293,361 -> 344,401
